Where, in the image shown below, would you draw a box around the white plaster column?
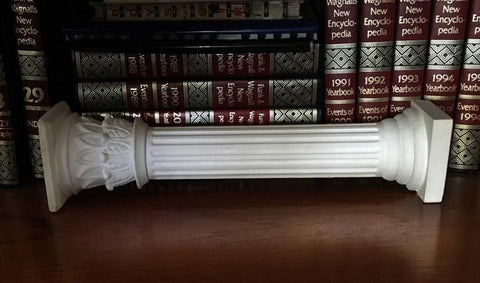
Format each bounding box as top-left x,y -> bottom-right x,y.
39,100 -> 452,212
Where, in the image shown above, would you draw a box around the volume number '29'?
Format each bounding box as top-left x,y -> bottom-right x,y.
24,87 -> 45,103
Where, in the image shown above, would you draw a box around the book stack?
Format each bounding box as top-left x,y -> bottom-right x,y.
0,29 -> 19,186
64,0 -> 322,128
1,0 -> 32,186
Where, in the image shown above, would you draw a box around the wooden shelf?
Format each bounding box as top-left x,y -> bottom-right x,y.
1,172 -> 480,281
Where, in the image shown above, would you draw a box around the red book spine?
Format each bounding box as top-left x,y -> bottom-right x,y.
76,79 -> 318,111
357,0 -> 397,122
11,0 -> 51,178
449,1 -> 480,170
82,107 -> 319,126
72,48 -> 320,80
324,0 -> 358,123
0,55 -> 19,185
389,0 -> 432,116
423,0 -> 470,117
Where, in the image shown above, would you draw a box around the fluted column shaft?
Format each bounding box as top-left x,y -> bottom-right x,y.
145,125 -> 384,179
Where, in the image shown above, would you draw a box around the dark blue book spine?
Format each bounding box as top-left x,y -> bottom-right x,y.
63,11 -> 319,42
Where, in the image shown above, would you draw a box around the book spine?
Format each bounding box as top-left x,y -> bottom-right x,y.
356,0 -> 396,122
82,107 -> 319,126
101,0 -> 305,3
63,21 -> 319,42
93,1 -> 301,21
0,54 -> 19,185
72,47 -> 320,80
389,0 -> 432,116
423,0 -> 470,117
323,0 -> 358,123
449,1 -> 480,170
76,79 -> 318,111
101,0 -> 303,3
11,0 -> 51,178
67,31 -> 318,42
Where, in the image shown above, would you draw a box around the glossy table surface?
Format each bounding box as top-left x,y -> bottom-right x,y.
1,172 -> 479,282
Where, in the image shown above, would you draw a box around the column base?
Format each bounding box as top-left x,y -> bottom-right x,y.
38,102 -> 79,212
405,101 -> 453,202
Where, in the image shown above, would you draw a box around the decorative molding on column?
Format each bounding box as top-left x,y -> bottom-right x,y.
39,101 -> 452,212
74,116 -> 136,190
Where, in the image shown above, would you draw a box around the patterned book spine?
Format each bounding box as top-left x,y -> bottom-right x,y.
389,0 -> 432,116
93,1 -> 302,21
449,1 -> 480,170
0,54 -> 19,185
423,0 -> 470,117
324,0 -> 358,123
356,0 -> 396,122
73,47 -> 320,80
82,107 -> 319,126
76,79 -> 318,111
11,0 -> 51,178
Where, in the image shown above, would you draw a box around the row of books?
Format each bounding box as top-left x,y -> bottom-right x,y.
317,0 -> 480,171
2,0 -> 480,187
70,0 -> 321,125
1,0 -> 321,184
319,0 -> 463,120
72,0 -> 480,170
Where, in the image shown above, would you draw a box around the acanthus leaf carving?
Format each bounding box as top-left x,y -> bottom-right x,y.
73,116 -> 136,190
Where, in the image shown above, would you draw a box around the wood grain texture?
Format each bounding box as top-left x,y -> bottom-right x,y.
1,173 -> 480,282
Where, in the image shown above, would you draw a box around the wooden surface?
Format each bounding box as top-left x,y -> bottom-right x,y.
1,172 -> 480,282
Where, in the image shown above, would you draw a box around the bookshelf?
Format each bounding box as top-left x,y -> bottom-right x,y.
1,1 -> 480,280
1,172 -> 479,281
